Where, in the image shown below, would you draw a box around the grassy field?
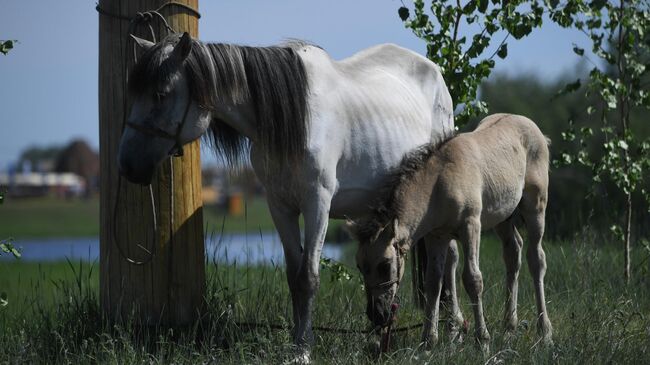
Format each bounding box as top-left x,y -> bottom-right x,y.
0,196 -> 344,241
0,197 -> 100,238
1,235 -> 649,364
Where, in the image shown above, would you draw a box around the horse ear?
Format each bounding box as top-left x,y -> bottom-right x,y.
172,32 -> 193,61
130,35 -> 155,50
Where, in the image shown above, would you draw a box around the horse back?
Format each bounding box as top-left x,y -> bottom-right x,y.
437,114 -> 549,228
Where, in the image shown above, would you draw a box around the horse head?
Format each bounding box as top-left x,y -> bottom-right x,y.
351,219 -> 407,328
118,32 -> 211,185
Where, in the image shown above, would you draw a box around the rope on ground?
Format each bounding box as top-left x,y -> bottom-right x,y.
232,321 -> 424,335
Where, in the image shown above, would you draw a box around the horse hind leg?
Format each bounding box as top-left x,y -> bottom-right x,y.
521,186 -> 553,344
495,220 -> 523,332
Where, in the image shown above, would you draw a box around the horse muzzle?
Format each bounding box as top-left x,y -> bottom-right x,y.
118,154 -> 155,185
366,293 -> 393,327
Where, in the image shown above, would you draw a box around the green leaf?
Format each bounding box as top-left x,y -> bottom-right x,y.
0,292 -> 7,307
555,79 -> 581,98
497,43 -> 508,59
0,240 -> 21,259
618,140 -> 628,150
573,45 -> 584,56
478,0 -> 488,13
398,7 -> 410,21
0,40 -> 14,55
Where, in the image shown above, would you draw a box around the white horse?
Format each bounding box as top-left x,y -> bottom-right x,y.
117,32 -> 456,358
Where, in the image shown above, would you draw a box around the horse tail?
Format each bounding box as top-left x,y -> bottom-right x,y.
411,238 -> 427,309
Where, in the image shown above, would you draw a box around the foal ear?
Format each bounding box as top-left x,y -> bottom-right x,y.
130,35 -> 155,50
172,32 -> 193,61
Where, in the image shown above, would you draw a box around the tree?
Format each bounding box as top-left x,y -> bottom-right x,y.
549,0 -> 650,283
398,0 -> 544,126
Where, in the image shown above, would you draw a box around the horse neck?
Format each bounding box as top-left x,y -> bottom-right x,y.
211,100 -> 258,141
395,158 -> 442,241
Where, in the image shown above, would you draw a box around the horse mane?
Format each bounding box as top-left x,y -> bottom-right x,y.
355,135 -> 455,244
129,35 -> 310,166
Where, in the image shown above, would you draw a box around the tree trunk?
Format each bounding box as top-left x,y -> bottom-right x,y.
98,0 -> 204,326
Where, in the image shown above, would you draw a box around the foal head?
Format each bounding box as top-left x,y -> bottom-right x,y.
118,32 -> 212,185
353,219 -> 408,328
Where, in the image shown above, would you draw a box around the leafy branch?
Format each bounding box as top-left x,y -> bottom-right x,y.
398,0 -> 544,125
0,40 -> 16,55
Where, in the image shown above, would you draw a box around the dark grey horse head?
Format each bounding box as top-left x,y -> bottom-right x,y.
118,32 -> 211,185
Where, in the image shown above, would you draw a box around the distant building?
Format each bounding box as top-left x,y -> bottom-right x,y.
0,172 -> 84,198
54,140 -> 99,196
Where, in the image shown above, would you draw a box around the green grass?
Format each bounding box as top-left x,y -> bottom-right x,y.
0,197 -> 100,238
1,235 -> 650,364
0,196 -> 345,240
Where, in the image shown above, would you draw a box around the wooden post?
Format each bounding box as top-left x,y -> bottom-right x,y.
98,0 -> 204,326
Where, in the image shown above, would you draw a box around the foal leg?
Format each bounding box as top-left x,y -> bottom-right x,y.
522,188 -> 553,343
495,221 -> 523,332
459,217 -> 490,346
420,235 -> 450,347
442,240 -> 464,340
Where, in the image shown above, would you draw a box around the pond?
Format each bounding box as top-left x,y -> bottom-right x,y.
0,233 -> 346,265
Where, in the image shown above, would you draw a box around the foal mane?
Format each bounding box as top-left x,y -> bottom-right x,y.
355,136 -> 454,244
129,35 -> 311,166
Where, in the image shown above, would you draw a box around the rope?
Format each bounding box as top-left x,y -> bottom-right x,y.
96,1 -> 201,22
99,1 -> 200,265
232,321 -> 424,335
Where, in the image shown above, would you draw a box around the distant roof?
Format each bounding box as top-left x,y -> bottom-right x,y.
0,172 -> 84,187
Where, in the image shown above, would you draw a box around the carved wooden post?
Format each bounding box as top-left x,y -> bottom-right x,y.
98,0 -> 204,326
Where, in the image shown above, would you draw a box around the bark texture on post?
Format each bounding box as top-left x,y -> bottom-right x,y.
98,0 -> 204,326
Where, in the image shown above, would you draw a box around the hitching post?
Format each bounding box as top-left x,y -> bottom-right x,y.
98,0 -> 205,326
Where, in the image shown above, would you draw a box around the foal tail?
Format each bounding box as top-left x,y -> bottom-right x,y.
411,238 -> 427,309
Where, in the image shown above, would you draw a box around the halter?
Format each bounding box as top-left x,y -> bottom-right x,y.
366,241 -> 405,292
125,96 -> 192,157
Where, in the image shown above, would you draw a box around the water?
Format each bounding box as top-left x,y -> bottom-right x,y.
1,234 -> 346,264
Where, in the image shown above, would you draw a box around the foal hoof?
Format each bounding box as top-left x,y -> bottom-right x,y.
365,339 -> 381,359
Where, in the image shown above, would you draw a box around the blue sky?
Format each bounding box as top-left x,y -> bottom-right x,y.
0,1 -> 589,169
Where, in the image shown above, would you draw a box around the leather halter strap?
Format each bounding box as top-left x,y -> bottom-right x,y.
367,242 -> 404,292
125,97 -> 192,157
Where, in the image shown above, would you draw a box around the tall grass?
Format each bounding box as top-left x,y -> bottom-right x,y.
1,234 -> 649,364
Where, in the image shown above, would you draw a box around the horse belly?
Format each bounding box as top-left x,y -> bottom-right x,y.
480,175 -> 525,229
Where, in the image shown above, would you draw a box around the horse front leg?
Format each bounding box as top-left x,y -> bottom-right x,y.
292,188 -> 332,356
420,235 -> 450,347
442,240 -> 465,340
459,217 -> 490,349
267,200 -> 302,342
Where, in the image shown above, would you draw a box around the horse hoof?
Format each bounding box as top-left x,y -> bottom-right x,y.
286,347 -> 311,365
